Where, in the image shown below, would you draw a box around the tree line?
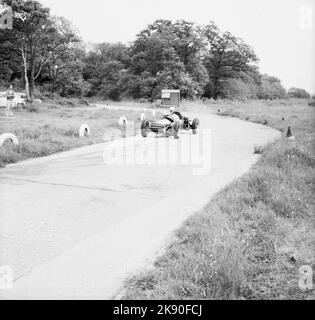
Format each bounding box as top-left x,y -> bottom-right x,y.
0,0 -> 311,101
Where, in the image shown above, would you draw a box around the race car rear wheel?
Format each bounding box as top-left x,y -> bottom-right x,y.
173,121 -> 181,139
141,120 -> 150,137
192,118 -> 200,134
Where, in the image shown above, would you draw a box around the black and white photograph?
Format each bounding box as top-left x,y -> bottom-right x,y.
0,0 -> 314,307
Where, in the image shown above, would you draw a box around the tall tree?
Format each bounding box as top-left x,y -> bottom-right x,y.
170,20 -> 208,97
203,21 -> 259,99
83,42 -> 130,98
0,0 -> 78,98
128,19 -> 208,99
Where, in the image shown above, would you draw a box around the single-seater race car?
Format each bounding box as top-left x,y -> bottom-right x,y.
140,107 -> 200,139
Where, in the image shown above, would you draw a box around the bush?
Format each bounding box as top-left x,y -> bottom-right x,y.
139,98 -> 148,103
43,91 -> 60,100
33,88 -> 45,101
257,75 -> 286,99
288,87 -> 311,99
308,100 -> 315,107
220,78 -> 258,100
254,145 -> 264,154
152,99 -> 162,108
27,103 -> 39,113
57,99 -> 76,107
79,98 -> 89,106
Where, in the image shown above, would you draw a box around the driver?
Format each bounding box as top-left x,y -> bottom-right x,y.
163,107 -> 181,133
169,106 -> 181,121
169,107 -> 190,129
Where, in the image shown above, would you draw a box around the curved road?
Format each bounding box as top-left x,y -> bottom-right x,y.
0,108 -> 280,299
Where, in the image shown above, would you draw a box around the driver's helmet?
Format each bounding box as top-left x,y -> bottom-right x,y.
169,106 -> 175,114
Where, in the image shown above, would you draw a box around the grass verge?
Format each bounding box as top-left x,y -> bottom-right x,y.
0,101 -> 143,168
123,100 -> 315,299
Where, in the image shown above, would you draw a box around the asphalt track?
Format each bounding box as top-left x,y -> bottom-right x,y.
0,107 -> 281,299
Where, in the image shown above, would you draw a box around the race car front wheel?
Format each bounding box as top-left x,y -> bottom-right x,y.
192,118 -> 200,134
141,120 -> 150,137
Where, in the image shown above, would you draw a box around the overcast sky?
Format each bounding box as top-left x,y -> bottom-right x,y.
39,0 -> 315,94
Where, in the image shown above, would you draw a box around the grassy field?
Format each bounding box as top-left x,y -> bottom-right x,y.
123,99 -> 315,300
0,101 -> 142,168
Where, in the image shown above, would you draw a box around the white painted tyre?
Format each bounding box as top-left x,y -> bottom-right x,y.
0,133 -> 19,147
79,124 -> 90,138
118,116 -> 128,126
